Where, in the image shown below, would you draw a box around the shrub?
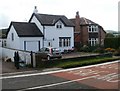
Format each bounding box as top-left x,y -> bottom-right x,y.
105,48 -> 116,53
80,45 -> 90,52
93,47 -> 105,53
114,47 -> 120,56
104,37 -> 120,49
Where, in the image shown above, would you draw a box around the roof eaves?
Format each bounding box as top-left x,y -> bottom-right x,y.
18,35 -> 44,37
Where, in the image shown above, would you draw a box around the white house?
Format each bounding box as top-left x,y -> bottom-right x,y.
29,13 -> 74,52
7,22 -> 44,52
7,13 -> 74,52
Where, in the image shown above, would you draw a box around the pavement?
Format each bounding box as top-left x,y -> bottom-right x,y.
1,59 -> 37,74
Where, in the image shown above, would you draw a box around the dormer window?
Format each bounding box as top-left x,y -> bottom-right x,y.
56,24 -> 62,29
56,21 -> 62,29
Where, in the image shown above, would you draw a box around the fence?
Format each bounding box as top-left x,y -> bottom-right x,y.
1,47 -> 34,65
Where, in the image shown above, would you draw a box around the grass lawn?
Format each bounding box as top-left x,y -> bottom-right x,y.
56,57 -> 119,68
37,56 -> 120,69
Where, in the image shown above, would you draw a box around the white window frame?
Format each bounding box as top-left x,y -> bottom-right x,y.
88,26 -> 98,32
89,38 -> 98,46
59,37 -> 71,47
56,21 -> 62,29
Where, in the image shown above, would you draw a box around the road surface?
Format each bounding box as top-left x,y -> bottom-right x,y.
1,60 -> 120,90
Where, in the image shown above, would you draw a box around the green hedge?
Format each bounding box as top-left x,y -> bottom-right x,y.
36,53 -> 114,68
104,37 -> 120,49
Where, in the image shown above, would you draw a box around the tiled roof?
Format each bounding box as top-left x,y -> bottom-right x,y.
8,22 -> 43,37
30,13 -> 74,27
70,17 -> 99,25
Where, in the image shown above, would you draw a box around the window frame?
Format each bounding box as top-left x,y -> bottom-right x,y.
89,38 -> 98,46
88,25 -> 98,33
59,37 -> 71,47
56,21 -> 62,29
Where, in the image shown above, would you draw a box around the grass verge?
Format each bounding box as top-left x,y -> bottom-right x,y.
37,57 -> 120,69
58,57 -> 120,69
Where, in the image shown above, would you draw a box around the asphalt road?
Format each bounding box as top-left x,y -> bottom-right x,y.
2,74 -> 96,90
1,60 -> 120,91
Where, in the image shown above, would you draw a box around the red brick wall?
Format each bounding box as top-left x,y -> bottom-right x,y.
81,26 -> 89,45
98,28 -> 106,46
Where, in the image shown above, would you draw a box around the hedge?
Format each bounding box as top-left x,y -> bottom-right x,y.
36,53 -> 113,68
104,37 -> 120,49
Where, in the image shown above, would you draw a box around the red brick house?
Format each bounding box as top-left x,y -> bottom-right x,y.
70,11 -> 106,48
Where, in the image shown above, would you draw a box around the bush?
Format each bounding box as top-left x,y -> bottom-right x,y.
105,48 -> 116,53
104,37 -> 120,49
80,45 -> 90,52
93,47 -> 105,53
114,47 -> 120,56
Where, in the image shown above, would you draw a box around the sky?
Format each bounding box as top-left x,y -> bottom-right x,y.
0,0 -> 119,31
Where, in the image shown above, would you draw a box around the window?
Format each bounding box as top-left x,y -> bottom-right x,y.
11,33 -> 14,41
24,41 -> 26,51
88,26 -> 98,32
59,37 -> 71,47
4,40 -> 6,47
63,39 -> 65,47
38,41 -> 40,51
89,38 -> 98,46
56,21 -> 62,29
56,24 -> 62,29
59,39 -> 62,47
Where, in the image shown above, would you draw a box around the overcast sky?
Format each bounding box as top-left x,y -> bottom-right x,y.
0,0 -> 119,31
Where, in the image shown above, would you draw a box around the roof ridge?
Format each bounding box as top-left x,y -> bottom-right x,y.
36,13 -> 65,17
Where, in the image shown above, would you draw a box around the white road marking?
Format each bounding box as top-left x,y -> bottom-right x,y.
18,75 -> 100,91
68,69 -> 108,76
0,70 -> 38,76
1,60 -> 119,80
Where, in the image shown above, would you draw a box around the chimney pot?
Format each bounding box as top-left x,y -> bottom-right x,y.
76,11 -> 79,16
33,6 -> 38,14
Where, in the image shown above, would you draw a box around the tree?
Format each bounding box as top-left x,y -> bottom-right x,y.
105,33 -> 115,38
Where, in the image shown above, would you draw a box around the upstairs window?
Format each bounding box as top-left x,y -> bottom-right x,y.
56,21 -> 62,29
11,33 -> 14,41
88,26 -> 98,32
56,24 -> 62,29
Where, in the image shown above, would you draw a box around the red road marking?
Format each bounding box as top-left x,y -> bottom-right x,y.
51,62 -> 119,89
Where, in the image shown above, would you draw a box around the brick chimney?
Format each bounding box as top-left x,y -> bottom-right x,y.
74,11 -> 81,46
75,11 -> 80,32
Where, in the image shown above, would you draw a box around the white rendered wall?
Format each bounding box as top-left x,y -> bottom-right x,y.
30,16 -> 44,33
44,21 -> 74,52
7,25 -> 20,49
